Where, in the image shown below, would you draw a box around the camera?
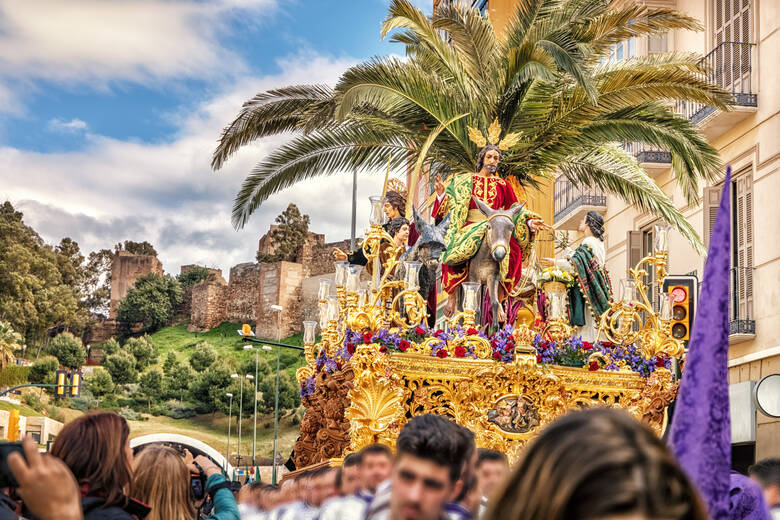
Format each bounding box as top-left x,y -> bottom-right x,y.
190,463 -> 208,501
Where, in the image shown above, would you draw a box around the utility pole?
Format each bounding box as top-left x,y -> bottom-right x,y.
351,166 -> 358,250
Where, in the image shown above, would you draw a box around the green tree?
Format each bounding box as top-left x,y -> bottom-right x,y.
187,362 -> 233,414
189,342 -> 217,372
116,274 -> 182,333
29,356 -> 59,386
88,367 -> 115,397
166,363 -> 193,403
82,248 -> 114,315
125,335 -> 158,371
215,377 -> 259,418
258,372 -> 300,414
177,267 -> 211,288
99,338 -> 120,356
138,368 -> 164,411
115,240 -> 158,257
256,204 -> 310,263
0,321 -> 23,368
213,0 -> 730,254
0,202 -> 86,345
103,350 -> 138,385
48,332 -> 86,369
163,351 -> 178,376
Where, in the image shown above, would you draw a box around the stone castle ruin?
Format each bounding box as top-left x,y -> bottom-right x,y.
89,227 -> 351,343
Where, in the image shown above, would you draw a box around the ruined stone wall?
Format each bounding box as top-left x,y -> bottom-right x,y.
178,265 -> 226,317
256,262 -> 304,339
189,281 -> 227,332
305,239 -> 351,277
225,263 -> 263,324
108,252 -> 163,318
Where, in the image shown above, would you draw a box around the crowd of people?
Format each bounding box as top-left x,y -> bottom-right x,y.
2,409 -> 779,520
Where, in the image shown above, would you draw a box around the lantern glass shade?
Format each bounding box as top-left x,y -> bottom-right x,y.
358,288 -> 368,308
404,262 -> 422,291
462,282 -> 480,312
334,262 -> 349,288
346,264 -> 362,294
654,224 -> 671,253
327,297 -> 340,322
318,279 -> 331,301
659,291 -> 674,321
318,303 -> 328,329
548,291 -> 566,319
369,196 -> 385,226
620,279 -> 636,303
303,321 -> 317,345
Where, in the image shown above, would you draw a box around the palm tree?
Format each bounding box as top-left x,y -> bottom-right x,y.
213,0 -> 729,253
0,321 -> 22,369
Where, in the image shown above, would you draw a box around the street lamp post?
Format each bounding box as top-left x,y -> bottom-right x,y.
270,304 -> 283,484
225,392 -> 233,470
243,345 -> 260,467
231,374 -> 243,468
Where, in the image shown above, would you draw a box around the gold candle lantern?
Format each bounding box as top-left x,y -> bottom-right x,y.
404,262 -> 421,292
369,195 -> 386,226
302,321 -> 317,365
654,224 -> 671,253
620,278 -> 636,304
318,279 -> 331,302
462,282 -> 480,312
346,264 -> 362,295
334,262 -> 349,288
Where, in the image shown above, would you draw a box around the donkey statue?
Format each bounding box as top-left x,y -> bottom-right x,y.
470,198 -> 527,330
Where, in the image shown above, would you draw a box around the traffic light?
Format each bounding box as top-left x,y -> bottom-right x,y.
55,370 -> 68,397
7,410 -> 20,442
69,371 -> 81,398
662,275 -> 698,346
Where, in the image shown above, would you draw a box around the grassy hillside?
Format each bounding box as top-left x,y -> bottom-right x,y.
149,321 -> 306,378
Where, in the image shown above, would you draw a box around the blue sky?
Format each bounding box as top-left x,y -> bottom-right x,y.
0,0 -> 431,274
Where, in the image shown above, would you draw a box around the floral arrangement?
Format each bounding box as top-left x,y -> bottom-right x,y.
539,266 -> 575,287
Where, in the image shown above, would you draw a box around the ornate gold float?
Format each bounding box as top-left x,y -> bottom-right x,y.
292,210 -> 682,468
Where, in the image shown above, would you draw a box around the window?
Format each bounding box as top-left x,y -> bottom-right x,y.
648,33 -> 668,54
29,431 -> 41,444
471,0 -> 488,15
713,0 -> 751,47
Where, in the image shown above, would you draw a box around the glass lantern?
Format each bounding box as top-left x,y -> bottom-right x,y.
327,297 -> 340,322
302,321 -> 317,345
654,223 -> 671,253
369,196 -> 386,226
462,282 -> 480,312
659,291 -> 674,321
346,264 -> 362,294
620,278 -> 636,304
334,262 -> 349,288
358,287 -> 368,308
318,303 -> 328,330
318,279 -> 331,301
548,290 -> 567,320
404,262 -> 422,292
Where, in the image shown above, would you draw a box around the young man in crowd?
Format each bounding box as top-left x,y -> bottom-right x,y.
360,443 -> 395,498
749,458 -> 780,519
444,424 -> 478,520
366,414 -> 471,520
340,452 -> 363,496
475,448 -> 509,512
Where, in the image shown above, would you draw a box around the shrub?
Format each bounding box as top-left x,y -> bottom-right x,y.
48,332 -> 85,369
103,350 -> 138,385
125,335 -> 158,371
163,400 -> 199,420
0,365 -> 30,387
45,405 -> 65,423
189,342 -> 217,372
119,406 -> 141,421
22,392 -> 45,412
117,274 -> 182,333
99,338 -> 120,356
88,367 -> 115,397
29,356 -> 59,385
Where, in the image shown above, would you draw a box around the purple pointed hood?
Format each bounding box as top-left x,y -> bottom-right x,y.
669,167 -> 732,519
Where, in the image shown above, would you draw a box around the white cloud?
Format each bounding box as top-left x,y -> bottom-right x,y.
47,118 -> 88,133
0,53 -> 391,276
0,0 -> 277,112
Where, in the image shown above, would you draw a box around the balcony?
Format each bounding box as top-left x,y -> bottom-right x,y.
729,266 -> 755,345
675,42 -> 757,140
623,141 -> 671,176
553,177 -> 606,230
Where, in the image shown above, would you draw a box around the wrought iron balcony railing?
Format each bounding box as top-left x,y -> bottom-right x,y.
554,177 -> 606,223
623,142 -> 672,164
675,41 -> 757,124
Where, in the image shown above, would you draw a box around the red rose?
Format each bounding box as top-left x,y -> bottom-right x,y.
434,329 -> 444,336
414,327 -> 425,335
379,344 -> 387,353
336,361 -> 342,370
582,341 -> 594,350
398,340 -> 410,352
655,356 -> 665,368
506,344 -> 515,352
347,343 -> 355,355
467,327 -> 479,336
493,351 -> 501,360
536,353 -> 542,363
454,345 -> 466,358
436,349 -> 448,358
601,341 -> 615,348
589,361 -> 599,371
363,333 -> 372,344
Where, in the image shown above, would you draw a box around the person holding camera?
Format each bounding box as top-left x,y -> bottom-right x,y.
132,445 -> 239,520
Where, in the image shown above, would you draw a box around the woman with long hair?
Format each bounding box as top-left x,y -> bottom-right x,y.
131,446 -> 195,520
486,407 -> 708,520
50,411 -> 148,519
132,445 -> 239,520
